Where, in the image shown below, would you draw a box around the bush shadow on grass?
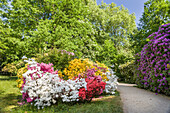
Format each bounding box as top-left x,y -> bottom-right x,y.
0,93 -> 22,112
0,76 -> 18,81
0,90 -> 5,95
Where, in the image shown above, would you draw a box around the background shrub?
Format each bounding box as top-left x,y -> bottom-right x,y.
119,60 -> 136,83
2,60 -> 25,76
135,23 -> 170,95
36,48 -> 75,71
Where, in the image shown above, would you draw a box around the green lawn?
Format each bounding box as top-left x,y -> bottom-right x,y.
0,75 -> 123,113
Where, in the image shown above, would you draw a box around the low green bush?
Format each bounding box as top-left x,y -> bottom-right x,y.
119,60 -> 136,83
35,48 -> 75,71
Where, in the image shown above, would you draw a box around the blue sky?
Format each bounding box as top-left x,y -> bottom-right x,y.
96,0 -> 148,27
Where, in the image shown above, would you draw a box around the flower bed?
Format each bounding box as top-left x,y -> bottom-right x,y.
17,57 -> 118,109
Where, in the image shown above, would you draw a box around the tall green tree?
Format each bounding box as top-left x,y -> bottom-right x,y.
0,19 -> 27,67
1,0 -> 103,60
87,1 -> 136,64
139,0 -> 170,36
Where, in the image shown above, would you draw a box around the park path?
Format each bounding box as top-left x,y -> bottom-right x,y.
117,83 -> 170,113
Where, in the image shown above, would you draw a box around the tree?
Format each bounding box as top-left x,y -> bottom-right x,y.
0,19 -> 27,67
87,1 -> 136,64
1,0 -> 103,60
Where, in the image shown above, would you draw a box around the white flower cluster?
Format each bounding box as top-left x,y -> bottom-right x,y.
21,58 -> 87,109
55,78 -> 87,103
104,69 -> 118,94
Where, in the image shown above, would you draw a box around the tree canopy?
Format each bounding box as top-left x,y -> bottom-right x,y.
0,0 -> 137,74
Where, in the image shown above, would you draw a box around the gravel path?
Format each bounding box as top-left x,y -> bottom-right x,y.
117,83 -> 170,113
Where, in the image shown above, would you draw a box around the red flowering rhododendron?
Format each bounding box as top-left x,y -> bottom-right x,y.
79,76 -> 106,101
79,88 -> 86,100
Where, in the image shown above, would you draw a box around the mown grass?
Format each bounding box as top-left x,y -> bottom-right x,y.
0,76 -> 21,112
0,75 -> 123,113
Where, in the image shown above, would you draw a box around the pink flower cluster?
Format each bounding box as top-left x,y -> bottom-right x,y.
38,63 -> 58,74
21,62 -> 58,102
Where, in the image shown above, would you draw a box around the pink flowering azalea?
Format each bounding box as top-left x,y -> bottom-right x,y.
26,97 -> 33,103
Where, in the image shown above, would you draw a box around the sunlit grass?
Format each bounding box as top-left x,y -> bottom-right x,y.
0,75 -> 123,113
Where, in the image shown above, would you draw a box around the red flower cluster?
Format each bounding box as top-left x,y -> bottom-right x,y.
79,76 -> 106,102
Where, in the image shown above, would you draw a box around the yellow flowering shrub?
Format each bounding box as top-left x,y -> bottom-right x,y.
63,58 -> 109,80
94,61 -> 109,81
95,61 -> 109,71
16,64 -> 28,88
63,58 -> 91,79
2,63 -> 17,76
58,70 -> 64,78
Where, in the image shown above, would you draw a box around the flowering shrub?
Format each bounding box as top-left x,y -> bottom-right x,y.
79,77 -> 106,102
16,64 -> 28,88
63,58 -> 91,79
135,23 -> 170,95
104,69 -> 118,94
63,58 -> 109,80
18,57 -> 118,109
96,61 -> 109,71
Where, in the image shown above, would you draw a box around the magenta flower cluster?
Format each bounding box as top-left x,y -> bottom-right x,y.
135,23 -> 170,95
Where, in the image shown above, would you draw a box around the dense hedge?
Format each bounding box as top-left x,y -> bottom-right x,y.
135,23 -> 170,95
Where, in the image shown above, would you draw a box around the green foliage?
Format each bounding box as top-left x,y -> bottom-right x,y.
0,19 -> 28,67
36,49 -> 75,71
119,60 -> 136,83
97,39 -> 117,66
139,0 -> 170,35
2,63 -> 17,76
86,1 -> 136,77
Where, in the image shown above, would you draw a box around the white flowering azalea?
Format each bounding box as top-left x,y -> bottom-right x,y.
52,78 -> 87,103
22,55 -> 27,59
104,69 -> 118,94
